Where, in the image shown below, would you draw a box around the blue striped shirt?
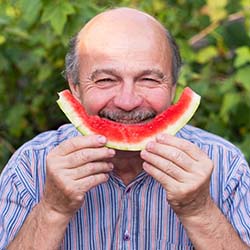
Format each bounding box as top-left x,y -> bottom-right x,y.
0,124 -> 250,249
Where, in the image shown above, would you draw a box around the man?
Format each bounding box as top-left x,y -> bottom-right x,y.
0,7 -> 249,250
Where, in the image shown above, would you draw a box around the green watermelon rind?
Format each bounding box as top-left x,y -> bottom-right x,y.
56,88 -> 201,151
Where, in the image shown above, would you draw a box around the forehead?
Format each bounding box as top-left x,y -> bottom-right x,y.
76,9 -> 171,63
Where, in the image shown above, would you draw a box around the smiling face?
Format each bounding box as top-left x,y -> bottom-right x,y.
69,8 -> 176,124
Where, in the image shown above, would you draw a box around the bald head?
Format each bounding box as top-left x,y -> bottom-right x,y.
64,7 -> 181,85
84,7 -> 161,27
78,7 -> 165,40
77,8 -> 167,55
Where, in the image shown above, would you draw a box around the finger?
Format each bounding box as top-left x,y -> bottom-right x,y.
71,162 -> 113,180
52,135 -> 107,156
144,141 -> 195,173
76,173 -> 110,193
65,147 -> 115,168
141,149 -> 186,181
156,134 -> 207,161
143,162 -> 179,190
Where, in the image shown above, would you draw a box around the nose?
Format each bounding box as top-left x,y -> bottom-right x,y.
113,81 -> 143,111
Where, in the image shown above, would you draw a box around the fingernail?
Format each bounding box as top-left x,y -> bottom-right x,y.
156,134 -> 165,142
97,135 -> 106,144
104,174 -> 110,180
146,141 -> 154,150
108,149 -> 115,156
108,163 -> 114,169
142,162 -> 150,169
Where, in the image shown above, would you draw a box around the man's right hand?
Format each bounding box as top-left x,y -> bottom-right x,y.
42,135 -> 115,218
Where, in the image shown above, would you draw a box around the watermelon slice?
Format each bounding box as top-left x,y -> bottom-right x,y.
57,87 -> 200,151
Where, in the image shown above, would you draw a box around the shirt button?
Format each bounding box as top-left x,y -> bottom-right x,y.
123,231 -> 130,241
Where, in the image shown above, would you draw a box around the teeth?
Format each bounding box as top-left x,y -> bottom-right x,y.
99,109 -> 157,124
109,117 -> 152,124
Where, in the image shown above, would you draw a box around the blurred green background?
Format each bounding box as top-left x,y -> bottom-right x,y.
1,0 -> 250,172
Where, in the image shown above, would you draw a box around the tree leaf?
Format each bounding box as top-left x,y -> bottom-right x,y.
41,2 -> 75,35
220,92 -> 241,122
235,66 -> 250,91
5,104 -> 28,137
196,46 -> 218,64
17,0 -> 42,27
234,46 -> 250,68
205,0 -> 228,22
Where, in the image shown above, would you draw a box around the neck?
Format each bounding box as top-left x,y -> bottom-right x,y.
111,150 -> 143,185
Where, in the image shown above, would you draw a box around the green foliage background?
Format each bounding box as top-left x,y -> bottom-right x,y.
1,0 -> 250,171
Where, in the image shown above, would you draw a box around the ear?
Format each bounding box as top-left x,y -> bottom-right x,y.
68,76 -> 81,102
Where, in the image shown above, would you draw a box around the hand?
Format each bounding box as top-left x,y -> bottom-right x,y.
140,133 -> 214,218
43,135 -> 115,218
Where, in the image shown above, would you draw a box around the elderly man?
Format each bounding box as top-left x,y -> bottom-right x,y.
1,7 -> 250,250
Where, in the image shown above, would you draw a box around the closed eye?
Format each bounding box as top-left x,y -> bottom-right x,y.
143,78 -> 158,81
95,78 -> 115,83
141,78 -> 160,83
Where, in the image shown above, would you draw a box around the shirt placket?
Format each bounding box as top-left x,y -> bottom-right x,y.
116,186 -> 132,250
110,172 -> 147,250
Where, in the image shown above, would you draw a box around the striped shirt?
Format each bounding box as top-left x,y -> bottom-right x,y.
0,124 -> 250,249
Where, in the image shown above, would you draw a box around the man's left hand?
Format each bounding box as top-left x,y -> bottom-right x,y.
140,133 -> 214,218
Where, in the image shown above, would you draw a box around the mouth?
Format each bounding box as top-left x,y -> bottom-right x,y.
105,117 -> 154,124
99,109 -> 156,125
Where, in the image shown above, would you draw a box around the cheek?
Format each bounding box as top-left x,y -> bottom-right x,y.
143,89 -> 173,113
81,89 -> 115,115
80,86 -> 175,115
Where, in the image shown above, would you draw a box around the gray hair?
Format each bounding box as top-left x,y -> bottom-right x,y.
63,29 -> 182,85
63,35 -> 79,84
165,29 -> 182,84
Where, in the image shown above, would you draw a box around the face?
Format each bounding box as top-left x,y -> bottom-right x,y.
69,12 -> 176,125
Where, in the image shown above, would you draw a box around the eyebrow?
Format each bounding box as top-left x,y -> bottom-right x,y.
90,69 -> 118,81
137,69 -> 166,80
90,68 -> 167,81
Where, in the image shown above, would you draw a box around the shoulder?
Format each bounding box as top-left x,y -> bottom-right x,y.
21,123 -> 79,150
177,125 -> 249,184
2,123 -> 79,175
178,124 -> 236,148
13,124 -> 78,158
177,125 -> 244,156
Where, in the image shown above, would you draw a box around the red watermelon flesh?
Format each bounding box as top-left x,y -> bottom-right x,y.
57,87 -> 200,151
